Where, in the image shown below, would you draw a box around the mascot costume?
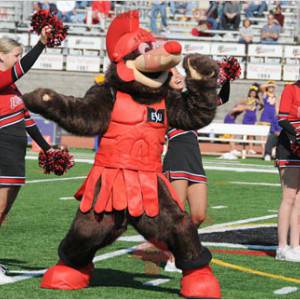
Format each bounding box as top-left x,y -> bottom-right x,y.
22,11 -> 221,298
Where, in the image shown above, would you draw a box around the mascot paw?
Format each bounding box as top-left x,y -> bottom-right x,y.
40,260 -> 94,290
184,54 -> 219,81
180,265 -> 221,299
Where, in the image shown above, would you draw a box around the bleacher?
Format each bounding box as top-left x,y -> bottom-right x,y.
0,1 -> 298,79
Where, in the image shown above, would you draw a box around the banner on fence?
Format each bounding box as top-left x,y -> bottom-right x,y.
67,36 -> 102,50
66,55 -> 100,72
246,63 -> 281,80
283,65 -> 300,81
32,54 -> 64,70
180,41 -> 210,54
210,43 -> 246,56
248,44 -> 283,57
284,46 -> 300,58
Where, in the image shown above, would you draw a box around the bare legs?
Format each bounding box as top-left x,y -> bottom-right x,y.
278,168 -> 300,249
171,180 -> 207,228
0,186 -> 20,225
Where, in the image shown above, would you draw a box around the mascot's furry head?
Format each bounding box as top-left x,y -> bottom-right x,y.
105,10 -> 183,103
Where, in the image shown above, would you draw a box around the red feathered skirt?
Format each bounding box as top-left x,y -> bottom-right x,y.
74,165 -> 184,217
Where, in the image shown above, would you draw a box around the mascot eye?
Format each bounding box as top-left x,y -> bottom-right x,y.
151,41 -> 162,49
138,43 -> 151,54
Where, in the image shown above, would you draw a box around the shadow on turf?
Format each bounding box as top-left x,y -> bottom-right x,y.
0,259 -> 45,271
90,268 -> 177,294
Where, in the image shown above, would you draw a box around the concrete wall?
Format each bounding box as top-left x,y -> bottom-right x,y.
17,70 -> 286,123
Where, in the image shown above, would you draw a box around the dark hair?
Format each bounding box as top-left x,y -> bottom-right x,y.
243,18 -> 251,27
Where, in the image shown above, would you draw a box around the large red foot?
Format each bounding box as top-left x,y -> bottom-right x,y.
180,265 -> 221,298
40,261 -> 94,290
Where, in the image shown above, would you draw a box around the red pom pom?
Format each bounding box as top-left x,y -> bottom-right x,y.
217,56 -> 241,85
291,142 -> 300,158
39,148 -> 74,176
31,10 -> 68,47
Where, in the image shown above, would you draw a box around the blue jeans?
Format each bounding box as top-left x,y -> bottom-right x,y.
150,3 -> 167,34
207,17 -> 218,30
261,39 -> 278,44
245,1 -> 267,17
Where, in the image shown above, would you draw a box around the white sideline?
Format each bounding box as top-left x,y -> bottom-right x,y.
25,155 -> 277,174
230,181 -> 280,187
27,176 -> 86,184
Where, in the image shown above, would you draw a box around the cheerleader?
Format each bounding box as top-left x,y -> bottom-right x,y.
163,68 -> 230,228
0,28 -> 53,281
275,80 -> 300,262
260,80 -> 281,160
161,68 -> 230,272
223,103 -> 247,157
241,84 -> 263,154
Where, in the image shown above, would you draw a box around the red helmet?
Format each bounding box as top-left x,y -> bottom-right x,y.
106,10 -> 155,63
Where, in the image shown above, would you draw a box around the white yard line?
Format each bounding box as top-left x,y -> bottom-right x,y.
204,165 -> 277,173
27,176 -> 85,184
230,181 -> 280,187
144,278 -> 170,286
59,197 -> 74,200
200,214 -> 277,231
211,205 -> 227,209
26,155 -> 277,173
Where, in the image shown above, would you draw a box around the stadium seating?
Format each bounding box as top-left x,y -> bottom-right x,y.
0,1 -> 298,80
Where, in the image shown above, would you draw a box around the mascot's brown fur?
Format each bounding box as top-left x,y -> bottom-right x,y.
22,10 -> 221,298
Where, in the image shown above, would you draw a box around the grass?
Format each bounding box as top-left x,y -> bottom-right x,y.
1,152 -> 299,298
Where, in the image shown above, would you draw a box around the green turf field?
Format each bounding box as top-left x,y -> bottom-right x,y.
1,150 -> 300,298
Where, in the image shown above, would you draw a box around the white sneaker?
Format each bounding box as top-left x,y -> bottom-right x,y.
230,149 -> 241,157
285,247 -> 300,262
264,154 -> 271,161
164,259 -> 181,273
0,265 -> 13,284
248,149 -> 257,155
218,152 -> 238,160
275,246 -> 290,260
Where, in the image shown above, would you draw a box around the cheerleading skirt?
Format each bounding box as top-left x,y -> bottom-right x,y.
275,130 -> 300,168
0,131 -> 27,186
163,131 -> 207,184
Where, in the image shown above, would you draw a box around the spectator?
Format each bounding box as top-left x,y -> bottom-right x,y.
245,1 -> 268,18
206,0 -> 224,30
150,1 -> 168,35
221,103 -> 247,159
220,1 -> 241,31
241,84 -> 263,154
90,1 -> 111,29
261,13 -> 281,44
239,18 -> 254,43
274,4 -> 285,27
169,1 -> 196,21
56,0 -> 76,23
259,81 -> 281,160
191,8 -> 215,37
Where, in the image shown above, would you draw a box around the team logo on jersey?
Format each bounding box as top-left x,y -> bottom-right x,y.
147,108 -> 165,124
10,96 -> 23,109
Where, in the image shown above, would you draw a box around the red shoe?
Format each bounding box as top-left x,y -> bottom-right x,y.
40,260 -> 94,290
180,265 -> 221,298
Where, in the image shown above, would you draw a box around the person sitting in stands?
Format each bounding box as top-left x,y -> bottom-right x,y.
261,13 -> 281,44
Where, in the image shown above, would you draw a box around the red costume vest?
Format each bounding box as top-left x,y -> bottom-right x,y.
75,91 -> 183,217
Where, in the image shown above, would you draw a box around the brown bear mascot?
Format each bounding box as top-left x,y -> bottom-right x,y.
22,10 -> 221,298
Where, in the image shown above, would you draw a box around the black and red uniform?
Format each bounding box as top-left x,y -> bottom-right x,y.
163,81 -> 230,184
0,41 -> 50,186
276,81 -> 300,168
